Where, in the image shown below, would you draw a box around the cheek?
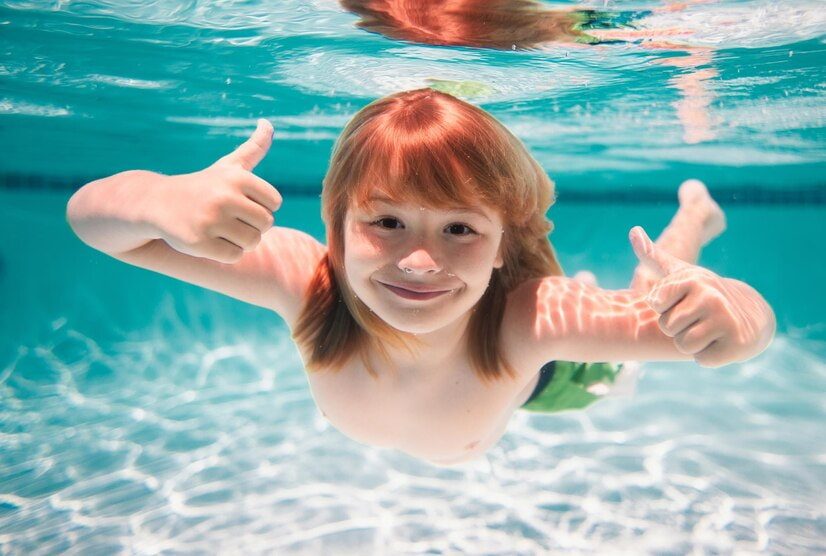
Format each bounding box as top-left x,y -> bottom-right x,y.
342,223 -> 387,299
344,233 -> 387,280
453,242 -> 499,274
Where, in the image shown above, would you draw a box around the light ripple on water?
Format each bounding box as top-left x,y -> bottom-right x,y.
0,298 -> 824,553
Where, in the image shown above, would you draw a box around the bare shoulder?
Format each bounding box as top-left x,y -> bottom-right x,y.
500,276 -> 569,376
111,226 -> 326,327
503,275 -> 623,372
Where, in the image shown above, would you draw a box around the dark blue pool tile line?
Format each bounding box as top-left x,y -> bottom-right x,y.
1,173 -> 824,205
557,186 -> 826,205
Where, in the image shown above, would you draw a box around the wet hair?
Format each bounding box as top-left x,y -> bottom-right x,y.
292,88 -> 563,382
340,0 -> 593,50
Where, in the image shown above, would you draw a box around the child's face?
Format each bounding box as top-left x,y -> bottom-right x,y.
343,194 -> 505,335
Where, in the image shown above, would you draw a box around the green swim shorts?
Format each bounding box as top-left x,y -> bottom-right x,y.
569,9 -> 652,44
520,360 -> 624,414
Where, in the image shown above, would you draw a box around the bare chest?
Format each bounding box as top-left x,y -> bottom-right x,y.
305,354 -> 537,464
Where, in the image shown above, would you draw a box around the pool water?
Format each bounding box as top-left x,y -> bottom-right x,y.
1,0 -> 825,553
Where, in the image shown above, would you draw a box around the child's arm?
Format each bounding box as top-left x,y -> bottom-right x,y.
506,227 -> 775,370
66,120 -> 325,327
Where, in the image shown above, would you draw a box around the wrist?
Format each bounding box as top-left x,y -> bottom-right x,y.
68,169 -> 169,254
129,170 -> 172,241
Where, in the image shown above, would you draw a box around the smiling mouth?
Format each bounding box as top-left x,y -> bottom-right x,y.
378,282 -> 452,301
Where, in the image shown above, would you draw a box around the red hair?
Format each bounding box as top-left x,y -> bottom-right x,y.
292,88 -> 563,382
340,0 -> 593,50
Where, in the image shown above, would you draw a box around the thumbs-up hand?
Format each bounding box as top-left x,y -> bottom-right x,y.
629,226 -> 775,368
149,119 -> 283,264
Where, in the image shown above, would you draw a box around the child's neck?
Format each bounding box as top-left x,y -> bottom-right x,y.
381,312 -> 471,375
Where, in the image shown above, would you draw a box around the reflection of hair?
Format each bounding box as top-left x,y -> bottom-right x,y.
292,88 -> 563,382
340,0 -> 591,50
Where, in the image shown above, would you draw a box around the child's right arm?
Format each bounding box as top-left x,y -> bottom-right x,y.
66,120 -> 326,327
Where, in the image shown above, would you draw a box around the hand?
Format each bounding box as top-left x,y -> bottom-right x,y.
149,119 -> 282,264
629,226 -> 775,368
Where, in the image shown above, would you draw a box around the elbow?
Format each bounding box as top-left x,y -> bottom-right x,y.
66,177 -> 97,227
65,189 -> 84,238
65,188 -> 97,248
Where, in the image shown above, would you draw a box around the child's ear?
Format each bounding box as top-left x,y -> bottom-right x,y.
494,243 -> 504,269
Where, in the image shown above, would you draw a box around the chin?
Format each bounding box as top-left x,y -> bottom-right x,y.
373,295 -> 482,337
372,307 -> 458,336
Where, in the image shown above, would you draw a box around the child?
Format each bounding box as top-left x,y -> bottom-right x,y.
66,89 -> 775,466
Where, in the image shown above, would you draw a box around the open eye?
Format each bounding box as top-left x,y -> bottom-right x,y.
445,223 -> 477,236
371,217 -> 403,229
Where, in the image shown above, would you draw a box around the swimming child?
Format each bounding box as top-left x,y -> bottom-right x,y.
66,88 -> 775,466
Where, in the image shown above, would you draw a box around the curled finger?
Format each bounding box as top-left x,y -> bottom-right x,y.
693,339 -> 730,369
211,218 -> 262,251
659,300 -> 705,338
228,198 -> 274,233
241,172 -> 282,213
674,318 -> 722,355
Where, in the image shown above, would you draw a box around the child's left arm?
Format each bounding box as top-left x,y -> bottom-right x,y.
507,226 -> 776,369
624,225 -> 776,367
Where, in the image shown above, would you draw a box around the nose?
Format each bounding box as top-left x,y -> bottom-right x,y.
397,247 -> 441,275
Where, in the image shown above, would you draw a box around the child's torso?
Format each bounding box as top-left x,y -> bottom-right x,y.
303,347 -> 541,465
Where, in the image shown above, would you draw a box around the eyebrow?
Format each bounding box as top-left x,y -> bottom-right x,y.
366,195 -> 492,223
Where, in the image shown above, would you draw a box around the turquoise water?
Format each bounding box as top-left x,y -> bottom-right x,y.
1,0 -> 825,553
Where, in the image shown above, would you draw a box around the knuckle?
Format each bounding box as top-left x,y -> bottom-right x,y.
181,224 -> 205,247
216,190 -> 236,209
697,287 -> 719,305
704,290 -> 726,311
203,197 -> 228,221
200,217 -> 219,238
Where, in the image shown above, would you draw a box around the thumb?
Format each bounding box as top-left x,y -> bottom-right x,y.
217,118 -> 274,171
629,225 -> 689,279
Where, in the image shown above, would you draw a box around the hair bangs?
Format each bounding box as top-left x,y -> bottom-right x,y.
346,114 -> 518,215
